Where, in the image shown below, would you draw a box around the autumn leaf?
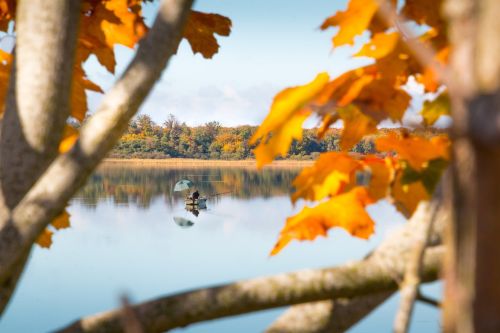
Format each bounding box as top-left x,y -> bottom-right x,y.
420,92 -> 450,126
400,158 -> 448,194
52,210 -> 71,230
0,49 -> 11,116
391,170 -> 430,218
354,32 -> 399,59
291,152 -> 361,203
376,132 -> 450,171
71,65 -> 103,122
338,105 -> 377,151
36,229 -> 53,249
416,47 -> 449,92
251,73 -> 330,168
59,126 -> 79,154
320,0 -> 378,47
182,11 -> 232,59
361,156 -> 393,200
0,0 -> 14,32
271,187 -> 375,255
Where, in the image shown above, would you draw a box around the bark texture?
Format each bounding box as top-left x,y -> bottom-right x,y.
54,201 -> 446,333
444,0 -> 500,332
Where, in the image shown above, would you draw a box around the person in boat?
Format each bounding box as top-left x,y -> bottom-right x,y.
191,189 -> 200,205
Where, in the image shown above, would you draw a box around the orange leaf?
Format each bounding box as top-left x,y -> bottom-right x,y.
291,152 -> 361,203
392,171 -> 430,217
0,49 -> 11,117
52,210 -> 71,230
36,229 -> 53,249
362,156 -> 394,201
271,187 -> 375,255
338,105 -> 377,151
0,0 -> 14,32
182,11 -> 232,59
376,132 -> 450,171
355,32 -> 399,59
320,0 -> 378,47
251,73 -> 330,168
59,126 -> 79,154
71,65 -> 103,122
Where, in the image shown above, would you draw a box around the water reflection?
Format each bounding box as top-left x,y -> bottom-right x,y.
75,165 -> 300,208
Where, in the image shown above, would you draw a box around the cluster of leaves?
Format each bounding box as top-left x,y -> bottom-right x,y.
110,114 -> 389,160
0,0 -> 232,247
250,0 -> 452,254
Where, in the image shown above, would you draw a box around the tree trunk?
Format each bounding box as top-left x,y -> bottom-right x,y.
444,0 -> 500,332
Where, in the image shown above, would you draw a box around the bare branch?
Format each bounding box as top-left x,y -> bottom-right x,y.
416,290 -> 441,308
265,292 -> 392,333
393,198 -> 441,333
0,0 -> 194,310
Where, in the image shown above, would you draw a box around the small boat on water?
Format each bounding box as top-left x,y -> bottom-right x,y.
185,197 -> 207,209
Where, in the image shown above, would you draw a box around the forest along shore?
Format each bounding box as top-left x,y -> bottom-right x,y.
101,158 -> 314,168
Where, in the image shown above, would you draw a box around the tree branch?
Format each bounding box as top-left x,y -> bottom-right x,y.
0,0 -> 82,314
393,198 -> 441,333
0,0 -> 81,208
0,0 -> 194,313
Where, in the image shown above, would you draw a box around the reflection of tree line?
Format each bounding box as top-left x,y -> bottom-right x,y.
74,167 -> 300,208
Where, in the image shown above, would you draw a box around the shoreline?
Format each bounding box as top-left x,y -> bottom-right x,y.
101,158 -> 313,168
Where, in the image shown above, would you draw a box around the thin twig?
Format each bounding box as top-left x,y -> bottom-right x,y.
393,197 -> 441,333
416,290 -> 441,308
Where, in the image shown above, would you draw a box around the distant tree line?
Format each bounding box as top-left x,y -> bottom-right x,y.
109,114 -> 439,160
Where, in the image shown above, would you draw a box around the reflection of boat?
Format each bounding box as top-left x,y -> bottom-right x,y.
184,197 -> 207,209
173,216 -> 195,228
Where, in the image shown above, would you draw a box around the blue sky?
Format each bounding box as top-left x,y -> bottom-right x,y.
83,0 -> 438,127
84,0 -> 372,126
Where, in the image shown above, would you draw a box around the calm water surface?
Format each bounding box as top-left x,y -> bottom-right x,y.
0,165 -> 441,332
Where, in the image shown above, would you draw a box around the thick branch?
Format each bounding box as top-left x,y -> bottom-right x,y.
265,292 -> 392,333
0,0 -> 81,208
0,0 -> 194,297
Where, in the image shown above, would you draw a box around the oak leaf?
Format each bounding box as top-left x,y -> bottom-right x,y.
251,73 -> 330,168
320,0 -> 378,47
52,210 -> 71,230
271,187 -> 375,255
182,11 -> 232,59
376,132 -> 450,171
36,229 -> 53,249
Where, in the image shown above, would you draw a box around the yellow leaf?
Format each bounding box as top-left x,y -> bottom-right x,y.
376,132 -> 450,171
291,152 -> 361,203
51,210 -> 71,230
355,32 -> 400,59
338,105 -> 377,151
420,92 -> 450,126
251,73 -> 330,168
36,229 -> 53,249
182,11 -> 232,59
271,187 -> 375,255
0,0 -> 14,32
59,126 -> 79,154
320,0 -> 378,47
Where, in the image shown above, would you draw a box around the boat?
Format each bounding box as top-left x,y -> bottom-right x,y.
185,197 -> 207,209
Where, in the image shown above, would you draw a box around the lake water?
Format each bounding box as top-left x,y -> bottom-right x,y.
0,165 -> 441,332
